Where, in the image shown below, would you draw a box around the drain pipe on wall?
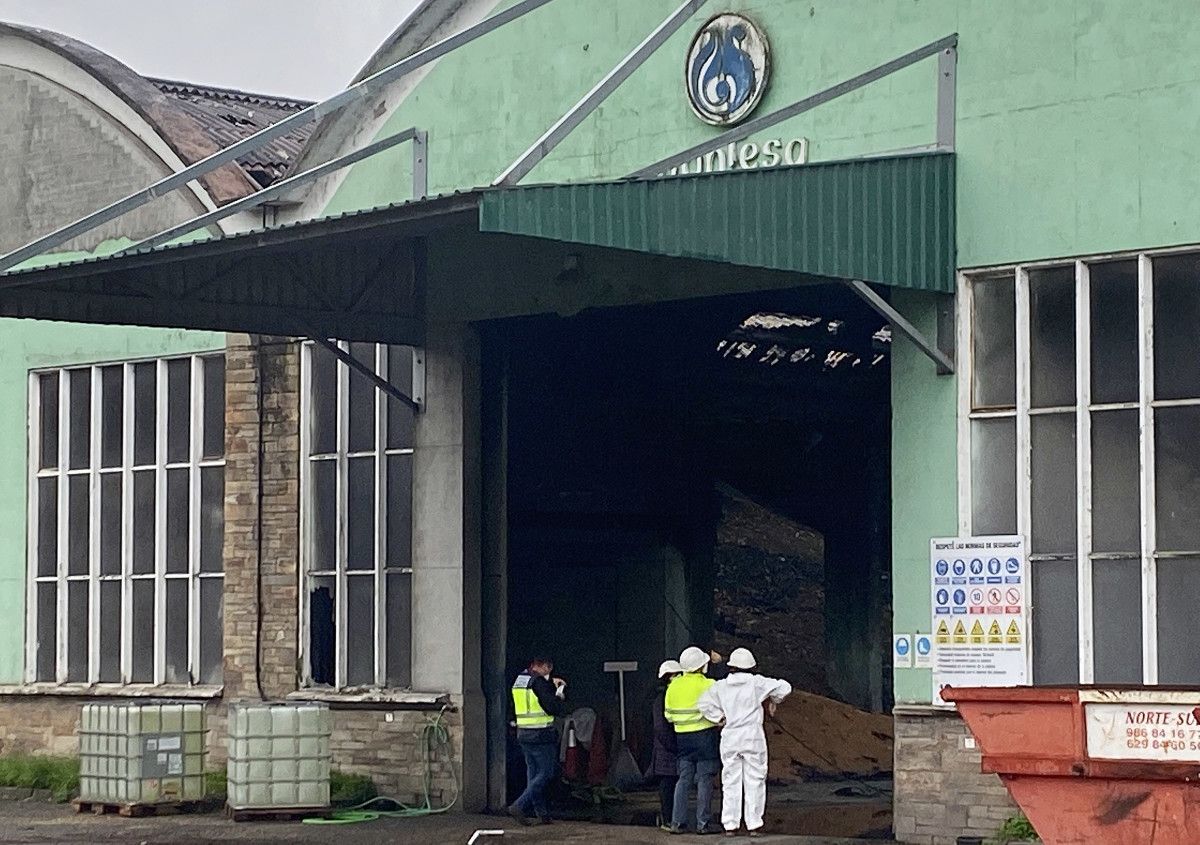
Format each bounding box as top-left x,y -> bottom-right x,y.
254,335 -> 268,700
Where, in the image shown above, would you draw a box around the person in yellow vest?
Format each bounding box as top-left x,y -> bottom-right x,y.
664,645 -> 722,835
508,655 -> 570,826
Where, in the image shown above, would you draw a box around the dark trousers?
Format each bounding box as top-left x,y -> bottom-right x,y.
514,740 -> 559,818
658,775 -> 678,825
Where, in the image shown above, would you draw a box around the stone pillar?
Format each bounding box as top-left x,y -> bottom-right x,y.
893,709 -> 1019,844
222,334 -> 301,700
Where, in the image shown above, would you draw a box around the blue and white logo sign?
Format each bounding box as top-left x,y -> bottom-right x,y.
685,13 -> 771,127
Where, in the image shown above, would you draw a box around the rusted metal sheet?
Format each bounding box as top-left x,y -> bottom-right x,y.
943,685 -> 1200,845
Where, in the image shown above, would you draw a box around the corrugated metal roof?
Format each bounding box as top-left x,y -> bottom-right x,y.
149,79 -> 314,187
479,152 -> 955,293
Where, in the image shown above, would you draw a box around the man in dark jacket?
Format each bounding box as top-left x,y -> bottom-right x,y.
508,656 -> 570,825
652,659 -> 683,830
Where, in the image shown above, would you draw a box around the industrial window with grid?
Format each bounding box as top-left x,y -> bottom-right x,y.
961,253 -> 1200,685
27,354 -> 226,686
300,342 -> 416,690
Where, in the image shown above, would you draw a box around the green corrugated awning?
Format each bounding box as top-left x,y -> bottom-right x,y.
0,152 -> 954,346
480,151 -> 955,293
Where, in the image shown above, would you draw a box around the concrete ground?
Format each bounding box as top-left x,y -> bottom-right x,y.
0,800 -> 896,845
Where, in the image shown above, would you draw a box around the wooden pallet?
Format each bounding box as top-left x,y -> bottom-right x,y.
71,798 -> 212,817
224,805 -> 333,823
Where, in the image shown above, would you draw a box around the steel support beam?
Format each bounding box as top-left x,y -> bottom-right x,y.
845,280 -> 955,374
0,0 -> 557,273
494,0 -> 709,185
114,128 -> 423,257
309,336 -> 421,412
936,45 -> 957,150
629,33 -> 958,179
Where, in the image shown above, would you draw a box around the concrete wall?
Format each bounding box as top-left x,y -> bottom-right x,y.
309,0 -> 1200,269
0,63 -> 206,256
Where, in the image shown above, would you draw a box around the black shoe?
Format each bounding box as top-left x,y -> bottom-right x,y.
506,804 -> 532,826
668,827 -> 686,835
537,816 -> 553,825
698,823 -> 723,835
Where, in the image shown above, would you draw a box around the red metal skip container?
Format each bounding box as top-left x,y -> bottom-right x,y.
940,686 -> 1200,845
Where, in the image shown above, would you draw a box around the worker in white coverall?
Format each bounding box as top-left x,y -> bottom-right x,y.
696,647 -> 792,837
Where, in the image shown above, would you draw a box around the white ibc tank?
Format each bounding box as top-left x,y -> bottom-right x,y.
78,701 -> 207,804
227,702 -> 332,810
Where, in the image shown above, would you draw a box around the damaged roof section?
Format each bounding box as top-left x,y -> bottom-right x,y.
150,79 -> 314,188
719,311 -> 891,372
0,23 -> 311,200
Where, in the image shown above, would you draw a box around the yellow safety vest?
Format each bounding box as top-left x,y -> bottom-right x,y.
664,672 -> 717,733
512,672 -> 554,729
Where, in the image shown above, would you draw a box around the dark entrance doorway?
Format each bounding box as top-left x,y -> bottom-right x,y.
481,281 -> 895,834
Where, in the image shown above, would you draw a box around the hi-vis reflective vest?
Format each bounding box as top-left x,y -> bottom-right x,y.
512,672 -> 554,729
664,672 -> 717,733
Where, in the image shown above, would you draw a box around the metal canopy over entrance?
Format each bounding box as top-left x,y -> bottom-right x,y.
0,154 -> 955,358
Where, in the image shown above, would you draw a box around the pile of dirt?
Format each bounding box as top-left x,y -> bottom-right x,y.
766,690 -> 894,781
713,489 -> 829,696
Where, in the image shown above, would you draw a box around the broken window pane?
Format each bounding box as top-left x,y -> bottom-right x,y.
309,345 -> 337,456
133,362 -> 156,466
39,372 -> 59,469
36,582 -> 56,681
386,572 -> 412,688
387,346 -> 415,450
972,418 -> 1017,536
68,369 -> 91,470
1158,557 -> 1200,684
1156,405 -> 1200,552
387,454 -> 413,570
347,457 -> 375,571
100,474 -> 122,576
37,476 -> 57,577
310,460 -> 336,572
348,343 -> 376,454
202,356 -> 225,459
971,275 -> 1016,409
1154,254 -> 1200,401
166,469 -> 189,574
199,577 -> 223,685
200,467 -> 224,573
1030,413 -> 1076,555
1091,410 -> 1140,553
100,365 -> 123,468
346,576 -> 375,686
166,359 -> 190,464
67,475 -> 89,576
1032,559 -> 1079,684
131,579 -> 154,683
1092,559 -> 1142,684
132,470 -> 155,575
165,579 -> 188,684
1089,261 -> 1139,404
308,576 -> 336,685
67,580 -> 88,683
1029,267 -> 1076,409
99,580 -> 121,683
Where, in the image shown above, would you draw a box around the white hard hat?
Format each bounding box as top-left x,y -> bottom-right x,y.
679,646 -> 710,673
657,660 -> 683,678
728,648 -> 757,669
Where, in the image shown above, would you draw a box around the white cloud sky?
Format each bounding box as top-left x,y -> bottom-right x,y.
0,0 -> 424,99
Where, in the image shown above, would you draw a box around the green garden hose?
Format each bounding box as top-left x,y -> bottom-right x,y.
304,706 -> 460,824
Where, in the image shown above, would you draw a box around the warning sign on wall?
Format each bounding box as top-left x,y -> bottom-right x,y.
930,535 -> 1029,706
